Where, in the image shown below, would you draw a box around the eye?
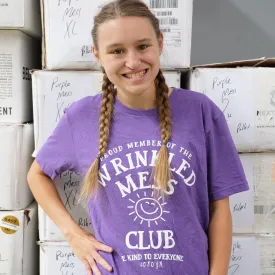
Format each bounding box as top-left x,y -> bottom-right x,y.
145,202 -> 150,205
111,49 -> 123,55
139,44 -> 149,51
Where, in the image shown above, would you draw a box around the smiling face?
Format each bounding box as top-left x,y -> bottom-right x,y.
135,198 -> 163,221
93,16 -> 163,100
141,201 -> 159,215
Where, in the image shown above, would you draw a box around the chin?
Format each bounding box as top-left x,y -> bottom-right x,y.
125,78 -> 156,92
126,84 -> 153,96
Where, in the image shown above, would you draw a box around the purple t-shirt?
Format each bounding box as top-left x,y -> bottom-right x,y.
36,88 -> 249,274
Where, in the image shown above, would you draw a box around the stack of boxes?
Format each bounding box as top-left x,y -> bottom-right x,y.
0,0 -> 41,274
33,0 -> 193,273
189,58 -> 275,275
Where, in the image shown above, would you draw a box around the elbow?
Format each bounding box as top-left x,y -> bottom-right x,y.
27,159 -> 44,187
27,168 -> 35,188
27,170 -> 32,183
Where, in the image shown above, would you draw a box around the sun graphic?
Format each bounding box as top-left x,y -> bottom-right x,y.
127,191 -> 170,227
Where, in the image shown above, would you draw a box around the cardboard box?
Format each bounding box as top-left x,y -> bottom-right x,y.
230,153 -> 254,233
0,0 -> 41,38
31,70 -> 181,156
189,58 -> 275,152
259,236 -> 275,275
31,70 -> 103,156
38,171 -> 93,241
231,153 -> 275,234
0,202 -> 38,275
39,241 -> 86,275
41,0 -> 192,69
230,235 -> 275,275
0,123 -> 34,210
229,236 -> 261,275
0,30 -> 40,123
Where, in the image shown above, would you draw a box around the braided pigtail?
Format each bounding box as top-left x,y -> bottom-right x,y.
153,70 -> 172,200
79,72 -> 115,201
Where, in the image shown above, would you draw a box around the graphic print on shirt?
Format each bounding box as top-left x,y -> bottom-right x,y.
127,191 -> 170,228
97,139 -> 197,270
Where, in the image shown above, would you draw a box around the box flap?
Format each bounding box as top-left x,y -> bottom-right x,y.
38,241 -> 69,246
24,201 -> 38,221
192,57 -> 275,69
40,0 -> 46,69
22,201 -> 38,275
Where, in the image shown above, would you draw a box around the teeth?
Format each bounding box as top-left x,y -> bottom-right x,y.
125,70 -> 146,79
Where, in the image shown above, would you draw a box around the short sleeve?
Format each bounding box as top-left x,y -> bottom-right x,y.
206,110 -> 249,202
35,110 -> 78,180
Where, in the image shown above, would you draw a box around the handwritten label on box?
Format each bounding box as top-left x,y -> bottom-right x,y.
228,236 -> 260,275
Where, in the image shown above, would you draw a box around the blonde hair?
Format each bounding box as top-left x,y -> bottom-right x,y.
80,0 -> 172,200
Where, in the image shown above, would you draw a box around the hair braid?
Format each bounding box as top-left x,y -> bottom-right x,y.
153,70 -> 172,199
99,73 -> 115,155
80,72 -> 115,200
156,71 -> 171,143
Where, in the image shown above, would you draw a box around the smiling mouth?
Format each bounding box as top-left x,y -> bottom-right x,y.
123,69 -> 148,79
140,204 -> 158,215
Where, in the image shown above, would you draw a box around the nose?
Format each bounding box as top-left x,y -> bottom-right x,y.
125,50 -> 141,70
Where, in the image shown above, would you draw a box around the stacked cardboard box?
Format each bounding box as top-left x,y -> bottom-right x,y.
39,242 -> 86,274
0,0 -> 41,38
189,58 -> 275,275
0,203 -> 38,274
0,124 -> 34,210
41,0 -> 193,70
229,236 -> 275,275
0,30 -> 40,124
0,1 -> 41,274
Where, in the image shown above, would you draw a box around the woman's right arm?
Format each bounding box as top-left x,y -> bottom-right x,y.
27,160 -> 113,275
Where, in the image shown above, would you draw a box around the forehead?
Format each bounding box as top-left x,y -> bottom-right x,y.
97,16 -> 157,48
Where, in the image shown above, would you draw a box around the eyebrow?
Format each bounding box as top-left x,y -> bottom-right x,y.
106,38 -> 152,50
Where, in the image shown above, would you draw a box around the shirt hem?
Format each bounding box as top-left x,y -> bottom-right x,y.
209,181 -> 249,201
35,156 -> 57,180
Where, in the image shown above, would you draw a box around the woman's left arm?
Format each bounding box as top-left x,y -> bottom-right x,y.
208,197 -> 232,275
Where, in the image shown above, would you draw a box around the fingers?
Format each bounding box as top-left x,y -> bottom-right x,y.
86,256 -> 102,275
85,234 -> 113,253
95,241 -> 113,253
83,259 -> 93,275
69,231 -> 113,274
92,251 -> 113,272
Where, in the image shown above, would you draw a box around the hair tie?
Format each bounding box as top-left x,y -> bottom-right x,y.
162,141 -> 167,146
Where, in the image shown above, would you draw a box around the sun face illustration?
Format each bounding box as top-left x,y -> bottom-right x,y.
128,191 -> 170,227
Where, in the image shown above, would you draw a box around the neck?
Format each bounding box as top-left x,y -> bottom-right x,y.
117,85 -> 157,110
116,86 -> 173,111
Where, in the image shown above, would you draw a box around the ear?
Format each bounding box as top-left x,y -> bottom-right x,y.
92,46 -> 101,65
158,33 -> 164,55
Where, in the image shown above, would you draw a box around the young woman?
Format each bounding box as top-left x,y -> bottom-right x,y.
27,0 -> 249,274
